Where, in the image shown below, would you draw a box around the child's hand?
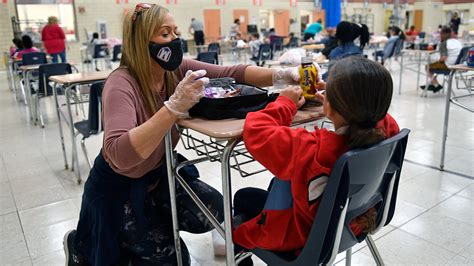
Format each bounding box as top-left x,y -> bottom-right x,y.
313,90 -> 326,104
280,86 -> 305,108
316,80 -> 326,91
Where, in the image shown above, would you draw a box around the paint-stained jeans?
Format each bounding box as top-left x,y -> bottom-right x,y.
119,175 -> 223,265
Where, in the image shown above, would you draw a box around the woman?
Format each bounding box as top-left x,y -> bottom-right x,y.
63,4 -> 300,265
41,16 -> 66,63
450,12 -> 461,36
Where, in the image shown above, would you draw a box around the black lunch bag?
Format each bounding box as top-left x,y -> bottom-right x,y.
189,78 -> 278,120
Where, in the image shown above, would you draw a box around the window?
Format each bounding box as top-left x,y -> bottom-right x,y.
16,0 -> 77,42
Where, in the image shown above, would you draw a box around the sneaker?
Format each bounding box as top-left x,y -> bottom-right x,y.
235,251 -> 253,265
433,85 -> 443,93
420,85 -> 426,90
63,230 -> 88,266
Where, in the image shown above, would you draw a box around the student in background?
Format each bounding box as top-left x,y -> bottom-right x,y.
329,21 -> 369,61
10,38 -> 23,57
405,25 -> 418,41
233,57 -> 399,265
14,35 -> 39,60
450,12 -> 461,36
249,32 -> 263,60
188,18 -> 205,46
422,27 -> 462,92
41,16 -> 67,63
230,18 -> 241,40
374,26 -> 403,65
320,27 -> 338,58
303,19 -> 323,41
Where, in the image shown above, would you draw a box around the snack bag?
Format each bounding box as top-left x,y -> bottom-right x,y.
299,52 -> 318,99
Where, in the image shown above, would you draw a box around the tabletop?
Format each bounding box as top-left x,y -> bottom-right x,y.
449,64 -> 474,71
178,103 -> 324,139
19,64 -> 41,71
49,70 -> 113,85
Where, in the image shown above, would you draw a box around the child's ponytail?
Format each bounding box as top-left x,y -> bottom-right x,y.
347,125 -> 386,150
358,24 -> 370,49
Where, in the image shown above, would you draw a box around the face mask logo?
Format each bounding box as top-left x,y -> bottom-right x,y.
149,38 -> 183,71
157,47 -> 172,62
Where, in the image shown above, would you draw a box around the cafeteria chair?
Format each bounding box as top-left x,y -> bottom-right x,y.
19,52 -> 47,104
251,44 -> 272,67
250,129 -> 410,266
430,46 -> 472,94
34,63 -> 74,127
73,81 -> 104,168
208,42 -> 221,54
92,43 -> 111,71
112,44 -> 122,62
197,51 -> 219,65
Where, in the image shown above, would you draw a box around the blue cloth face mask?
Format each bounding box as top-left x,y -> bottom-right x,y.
148,38 -> 183,71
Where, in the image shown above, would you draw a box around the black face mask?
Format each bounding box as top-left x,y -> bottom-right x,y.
149,38 -> 183,71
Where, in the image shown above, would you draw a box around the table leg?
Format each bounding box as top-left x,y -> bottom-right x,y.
24,70 -> 35,119
423,54 -> 431,98
416,52 -> 421,90
440,70 -> 455,171
53,82 -> 69,170
222,137 -> 241,266
398,52 -> 404,95
165,131 -> 183,266
65,85 -> 81,183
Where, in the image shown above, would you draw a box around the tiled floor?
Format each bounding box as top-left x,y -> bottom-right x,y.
0,54 -> 473,265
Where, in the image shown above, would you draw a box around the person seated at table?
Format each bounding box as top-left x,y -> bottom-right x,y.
235,33 -> 248,48
62,3 -> 305,266
328,21 -> 369,61
320,27 -> 338,58
14,35 -> 40,60
10,37 -> 24,57
232,57 -> 399,265
374,26 -> 404,65
303,19 -> 323,41
405,25 -> 418,42
249,32 -> 263,60
283,32 -> 297,48
421,26 -> 462,93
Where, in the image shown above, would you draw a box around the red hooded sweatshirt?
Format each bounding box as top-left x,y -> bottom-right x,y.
233,96 -> 399,251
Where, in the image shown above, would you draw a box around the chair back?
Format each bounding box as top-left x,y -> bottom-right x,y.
93,44 -> 109,59
38,63 -> 72,96
88,81 -> 105,134
181,39 -> 188,53
454,46 -> 472,65
252,129 -> 410,266
289,37 -> 299,48
258,44 -> 273,62
112,45 -> 122,62
208,42 -> 221,54
197,51 -> 218,65
271,37 -> 284,53
418,32 -> 426,39
22,52 -> 47,66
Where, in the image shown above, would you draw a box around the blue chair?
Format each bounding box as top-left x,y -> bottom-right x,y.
180,39 -> 188,54
271,37 -> 284,58
74,81 -> 104,168
251,129 -> 410,266
251,44 -> 272,66
112,44 -> 122,62
197,51 -> 218,65
34,63 -> 73,127
22,52 -> 47,66
208,42 -> 221,54
92,43 -> 110,70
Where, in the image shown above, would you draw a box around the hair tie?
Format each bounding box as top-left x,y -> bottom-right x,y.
358,120 -> 377,129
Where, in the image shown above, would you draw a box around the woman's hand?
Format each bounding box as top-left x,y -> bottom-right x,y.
272,62 -> 323,87
280,86 -> 305,109
164,70 -> 209,118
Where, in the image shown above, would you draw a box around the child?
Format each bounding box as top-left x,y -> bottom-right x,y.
248,32 -> 262,60
14,35 -> 40,60
233,57 -> 399,265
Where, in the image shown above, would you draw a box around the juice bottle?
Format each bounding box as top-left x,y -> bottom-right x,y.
299,50 -> 318,99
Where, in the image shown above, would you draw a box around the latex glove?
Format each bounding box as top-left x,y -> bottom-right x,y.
164,70 -> 209,118
272,62 -> 323,86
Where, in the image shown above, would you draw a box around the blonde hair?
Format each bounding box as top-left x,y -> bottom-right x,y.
48,16 -> 58,25
120,4 -> 178,115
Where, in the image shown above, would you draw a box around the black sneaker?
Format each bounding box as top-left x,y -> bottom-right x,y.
433,85 -> 443,93
235,251 -> 253,266
420,85 -> 426,90
63,230 -> 88,266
